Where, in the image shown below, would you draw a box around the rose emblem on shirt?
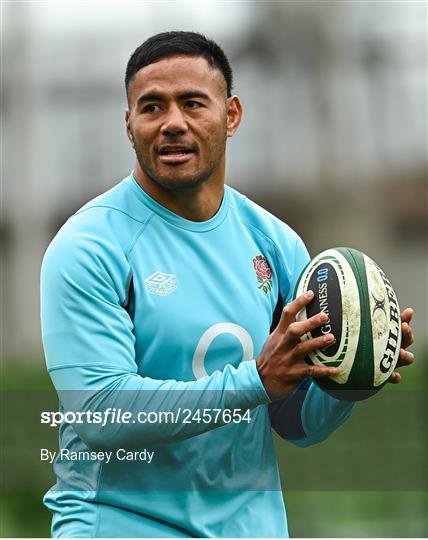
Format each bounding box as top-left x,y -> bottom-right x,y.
253,255 -> 272,293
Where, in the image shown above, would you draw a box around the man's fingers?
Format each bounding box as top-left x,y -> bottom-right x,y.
285,312 -> 330,343
387,345 -> 415,383
277,291 -> 314,333
401,322 -> 414,349
388,371 -> 402,384
400,308 -> 414,349
293,332 -> 336,357
400,307 -> 414,324
396,348 -> 415,368
306,364 -> 340,379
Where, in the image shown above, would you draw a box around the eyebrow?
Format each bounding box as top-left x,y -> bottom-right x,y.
136,90 -> 211,107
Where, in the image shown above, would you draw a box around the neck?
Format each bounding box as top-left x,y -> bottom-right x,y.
133,164 -> 225,222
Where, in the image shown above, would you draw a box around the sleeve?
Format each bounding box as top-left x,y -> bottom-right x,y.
40,227 -> 270,451
269,379 -> 355,446
268,230 -> 355,446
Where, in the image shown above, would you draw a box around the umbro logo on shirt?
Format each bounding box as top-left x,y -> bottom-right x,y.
144,271 -> 177,296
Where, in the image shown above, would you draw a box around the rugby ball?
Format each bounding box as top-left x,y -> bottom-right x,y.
294,247 -> 401,401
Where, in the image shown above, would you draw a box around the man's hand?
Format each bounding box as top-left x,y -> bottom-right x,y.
256,291 -> 339,401
388,308 -> 415,384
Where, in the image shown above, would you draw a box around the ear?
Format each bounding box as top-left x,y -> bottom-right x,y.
125,109 -> 134,147
226,95 -> 243,138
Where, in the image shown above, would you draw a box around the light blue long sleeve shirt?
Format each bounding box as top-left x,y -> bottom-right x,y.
41,174 -> 354,537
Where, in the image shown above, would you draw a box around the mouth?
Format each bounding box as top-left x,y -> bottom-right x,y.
157,144 -> 197,165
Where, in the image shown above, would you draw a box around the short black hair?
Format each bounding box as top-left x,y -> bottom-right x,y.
125,31 -> 233,99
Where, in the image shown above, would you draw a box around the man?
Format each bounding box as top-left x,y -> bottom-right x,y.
41,31 -> 415,538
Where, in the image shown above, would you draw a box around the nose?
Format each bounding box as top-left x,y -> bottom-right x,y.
161,104 -> 188,136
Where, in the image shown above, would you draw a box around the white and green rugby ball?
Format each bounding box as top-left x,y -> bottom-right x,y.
295,247 -> 402,401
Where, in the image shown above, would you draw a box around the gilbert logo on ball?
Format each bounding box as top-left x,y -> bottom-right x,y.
294,247 -> 401,401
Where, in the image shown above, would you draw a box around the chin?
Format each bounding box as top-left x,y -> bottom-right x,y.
150,167 -> 212,193
156,176 -> 208,193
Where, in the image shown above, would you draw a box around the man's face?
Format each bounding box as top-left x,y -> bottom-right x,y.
125,55 -> 241,192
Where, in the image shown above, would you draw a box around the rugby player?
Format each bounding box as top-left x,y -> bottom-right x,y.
41,31 -> 415,537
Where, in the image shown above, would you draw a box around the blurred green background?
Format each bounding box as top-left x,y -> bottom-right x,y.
2,0 -> 427,537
